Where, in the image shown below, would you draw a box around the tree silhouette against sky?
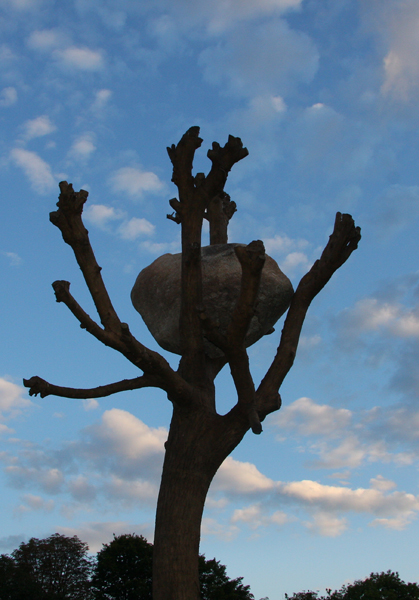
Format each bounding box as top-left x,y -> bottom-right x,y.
24,127 -> 361,600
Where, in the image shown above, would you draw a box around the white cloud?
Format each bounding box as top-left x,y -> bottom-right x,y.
68,133 -> 96,160
380,3 -> 419,100
0,378 -> 31,420
27,29 -> 64,51
273,397 -> 417,469
58,521 -> 154,553
2,251 -> 22,266
370,475 -> 397,492
201,517 -> 239,541
370,515 -> 413,531
104,475 -> 159,505
26,30 -> 104,72
10,148 -> 55,194
83,205 -> 155,241
91,89 -> 112,111
14,494 -> 54,515
213,456 -> 275,495
298,334 -> 321,350
82,399 -> 99,411
232,503 -> 290,529
158,0 -> 302,35
118,217 -> 155,240
304,512 -> 348,537
339,297 -> 419,339
54,46 -> 104,71
274,397 -> 352,437
278,479 -> 419,518
83,204 -> 125,228
207,0 -> 302,33
199,19 -> 318,98
140,239 -> 181,255
109,166 -> 165,199
6,465 -> 64,494
84,409 -> 166,462
21,115 -> 56,141
0,86 -> 17,107
68,476 -> 97,502
263,234 -> 311,275
263,233 -> 308,256
279,251 -> 311,275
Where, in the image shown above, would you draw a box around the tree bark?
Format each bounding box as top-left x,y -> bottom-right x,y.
153,404 -> 248,600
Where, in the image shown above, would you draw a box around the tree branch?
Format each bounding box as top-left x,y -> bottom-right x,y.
257,213 -> 361,406
51,279 -> 194,404
228,348 -> 262,434
23,375 -> 158,399
52,280 -> 113,346
204,135 -> 248,199
227,241 -> 265,346
205,192 -> 237,245
50,182 -> 121,333
167,126 -> 203,200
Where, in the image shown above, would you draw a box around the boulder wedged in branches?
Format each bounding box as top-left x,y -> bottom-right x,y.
131,243 -> 294,357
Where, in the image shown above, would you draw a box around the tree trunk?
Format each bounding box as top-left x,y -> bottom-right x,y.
152,405 -> 248,600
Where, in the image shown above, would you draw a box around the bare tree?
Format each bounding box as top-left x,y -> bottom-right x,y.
24,127 -> 361,600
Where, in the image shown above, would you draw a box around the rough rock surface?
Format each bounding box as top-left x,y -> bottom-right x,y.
131,243 -> 294,357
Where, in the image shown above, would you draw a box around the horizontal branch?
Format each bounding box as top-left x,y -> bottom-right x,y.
257,213 -> 361,405
51,281 -> 194,406
23,375 -> 157,399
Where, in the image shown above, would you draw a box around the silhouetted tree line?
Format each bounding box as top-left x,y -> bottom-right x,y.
285,570 -> 419,600
1,532 -> 418,600
0,533 -> 253,600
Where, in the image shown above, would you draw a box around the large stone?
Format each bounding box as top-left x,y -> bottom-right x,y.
131,243 -> 294,357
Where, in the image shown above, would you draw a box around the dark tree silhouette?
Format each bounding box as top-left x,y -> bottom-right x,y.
24,127 -> 361,600
286,571 -> 419,600
92,534 -> 153,600
327,571 -> 419,600
0,533 -> 92,600
91,533 -> 253,600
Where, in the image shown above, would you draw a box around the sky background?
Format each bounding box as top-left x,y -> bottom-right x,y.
1,0 -> 419,598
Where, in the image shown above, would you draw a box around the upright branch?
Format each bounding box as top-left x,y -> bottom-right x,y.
167,128 -> 207,381
166,128 -> 248,385
50,182 -> 121,333
256,212 -> 361,417
205,192 -> 237,245
201,240 -> 266,433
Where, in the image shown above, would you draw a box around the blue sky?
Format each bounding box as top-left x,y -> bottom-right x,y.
1,0 -> 419,598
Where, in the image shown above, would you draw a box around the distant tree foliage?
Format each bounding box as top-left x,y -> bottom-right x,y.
0,533 -> 92,600
91,533 -> 253,600
0,532 -> 254,600
327,570 -> 419,600
3,534 -> 418,600
91,534 -> 153,600
286,571 -> 419,600
198,555 -> 253,600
